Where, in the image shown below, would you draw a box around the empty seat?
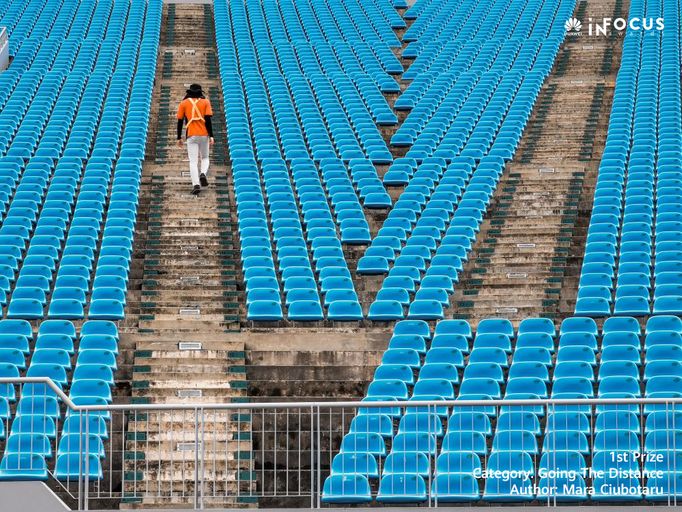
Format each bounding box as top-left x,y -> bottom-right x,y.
383,452 -> 430,476
287,300 -> 324,321
340,433 -> 385,456
377,474 -> 427,503
322,474 -> 372,503
477,318 -> 514,337
330,453 -> 379,478
407,300 -> 444,320
88,300 -> 124,320
0,454 -> 48,481
432,474 -> 480,502
368,300 -> 404,320
247,301 -> 283,321
54,454 -> 102,480
327,301 -> 363,321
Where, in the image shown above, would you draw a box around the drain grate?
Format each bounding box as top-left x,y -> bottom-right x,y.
177,389 -> 202,398
179,342 -> 202,351
176,442 -> 202,452
496,307 -> 519,314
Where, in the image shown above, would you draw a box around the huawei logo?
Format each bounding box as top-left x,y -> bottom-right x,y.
565,18 -> 582,32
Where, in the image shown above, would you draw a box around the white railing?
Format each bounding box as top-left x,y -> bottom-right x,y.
0,27 -> 8,71
1,378 -> 682,509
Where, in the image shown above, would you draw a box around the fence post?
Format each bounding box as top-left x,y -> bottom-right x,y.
316,405 -> 321,509
78,409 -> 84,511
200,408 -> 205,509
309,405 -> 315,509
84,410 -> 90,511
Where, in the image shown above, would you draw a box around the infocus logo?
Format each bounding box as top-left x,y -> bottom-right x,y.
565,17 -> 664,36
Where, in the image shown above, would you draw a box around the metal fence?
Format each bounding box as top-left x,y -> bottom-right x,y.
2,378 -> 682,509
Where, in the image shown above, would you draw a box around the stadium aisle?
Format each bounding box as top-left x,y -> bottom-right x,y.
123,3 -> 253,507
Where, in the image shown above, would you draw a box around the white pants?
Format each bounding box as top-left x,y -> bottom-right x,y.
186,136 -> 210,186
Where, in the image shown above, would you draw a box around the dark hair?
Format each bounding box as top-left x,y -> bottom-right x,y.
184,83 -> 204,99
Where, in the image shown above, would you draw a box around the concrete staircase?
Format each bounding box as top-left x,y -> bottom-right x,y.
246,330 -> 387,401
121,4 -> 253,508
448,0 -> 625,327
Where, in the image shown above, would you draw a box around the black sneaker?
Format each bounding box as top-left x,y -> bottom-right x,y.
200,173 -> 209,187
191,185 -> 201,195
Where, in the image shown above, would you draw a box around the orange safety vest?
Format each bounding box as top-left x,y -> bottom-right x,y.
178,98 -> 213,137
186,98 -> 204,130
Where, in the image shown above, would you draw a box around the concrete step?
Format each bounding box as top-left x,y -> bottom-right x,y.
138,319 -> 239,332
123,4 -> 247,509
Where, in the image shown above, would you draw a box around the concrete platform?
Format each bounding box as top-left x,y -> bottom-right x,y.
0,482 -> 69,512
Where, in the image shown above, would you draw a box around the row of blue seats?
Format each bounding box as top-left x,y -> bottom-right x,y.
0,0 -> 162,480
346,410 -> 680,440
214,0 -> 408,320
0,0 -> 155,321
578,0 -> 682,315
324,471 -> 682,503
323,315 -> 682,502
357,0 -> 576,319
0,319 -> 119,480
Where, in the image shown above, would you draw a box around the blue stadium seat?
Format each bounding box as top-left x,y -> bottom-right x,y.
441,431 -> 487,455
340,433 -> 386,456
560,317 -> 598,336
602,316 -> 641,335
377,474 -> 427,503
407,300 -> 444,320
368,300 -> 404,320
0,454 -> 48,480
476,318 -> 514,337
322,475 -> 372,503
388,335 -> 427,354
432,474 -> 480,502
331,453 -> 379,478
375,364 -> 415,384
646,315 -> 682,334
349,414 -> 394,438
5,434 -> 52,458
434,319 -> 472,339
383,452 -> 430,477
518,318 -> 556,337
287,300 -> 324,321
48,299 -> 85,319
54,454 -> 102,480
247,301 -> 284,321
39,320 -> 77,338
88,300 -> 124,320
327,301 -> 363,321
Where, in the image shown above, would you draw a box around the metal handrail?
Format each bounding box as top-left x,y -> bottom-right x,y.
3,376 -> 682,410
5,376 -> 681,510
